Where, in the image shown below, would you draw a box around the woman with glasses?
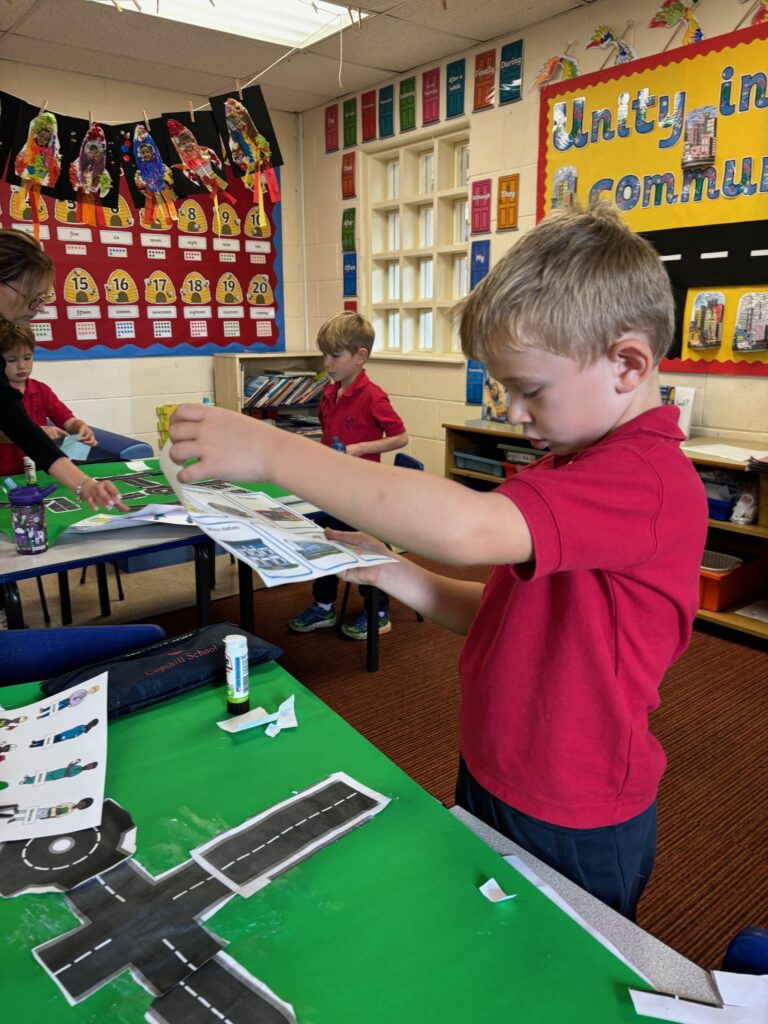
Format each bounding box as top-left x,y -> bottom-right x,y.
0,229 -> 124,510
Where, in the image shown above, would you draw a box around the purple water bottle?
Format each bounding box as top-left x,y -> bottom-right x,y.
9,483 -> 57,554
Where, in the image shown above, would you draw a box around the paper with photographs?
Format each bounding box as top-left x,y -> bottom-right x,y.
159,445 -> 395,588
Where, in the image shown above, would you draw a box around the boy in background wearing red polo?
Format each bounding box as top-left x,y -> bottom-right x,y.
288,312 -> 408,640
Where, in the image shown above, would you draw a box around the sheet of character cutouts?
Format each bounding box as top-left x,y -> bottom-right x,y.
0,673 -> 107,841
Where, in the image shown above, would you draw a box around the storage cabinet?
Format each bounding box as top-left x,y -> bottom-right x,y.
443,421 -> 768,641
443,419 -> 533,488
213,352 -> 324,413
683,436 -> 768,641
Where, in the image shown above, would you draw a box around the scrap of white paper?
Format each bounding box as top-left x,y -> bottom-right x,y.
479,877 -> 517,903
683,444 -> 768,463
630,990 -> 751,1022
713,971 -> 768,1009
504,855 -> 653,985
126,459 -> 151,471
70,504 -> 187,533
217,695 -> 297,738
0,674 -> 108,843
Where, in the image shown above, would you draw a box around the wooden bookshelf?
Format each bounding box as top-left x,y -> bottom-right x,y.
213,352 -> 324,413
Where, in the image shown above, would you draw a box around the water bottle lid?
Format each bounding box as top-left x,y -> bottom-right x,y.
9,483 -> 57,506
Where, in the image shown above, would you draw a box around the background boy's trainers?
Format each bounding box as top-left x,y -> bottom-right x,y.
340,610 -> 392,641
288,603 -> 336,633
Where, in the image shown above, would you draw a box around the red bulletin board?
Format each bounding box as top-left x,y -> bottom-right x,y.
1,167 -> 285,360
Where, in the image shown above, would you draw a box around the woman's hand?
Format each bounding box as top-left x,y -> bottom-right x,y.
79,477 -> 128,512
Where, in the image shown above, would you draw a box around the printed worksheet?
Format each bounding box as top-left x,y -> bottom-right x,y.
159,444 -> 395,588
0,674 -> 107,842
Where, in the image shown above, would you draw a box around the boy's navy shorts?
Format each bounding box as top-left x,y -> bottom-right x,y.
455,756 -> 657,921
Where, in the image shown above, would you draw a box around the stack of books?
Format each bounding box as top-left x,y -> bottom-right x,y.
747,454 -> 768,473
243,370 -> 329,412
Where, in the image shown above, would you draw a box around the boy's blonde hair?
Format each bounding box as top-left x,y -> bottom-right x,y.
316,312 -> 375,356
0,320 -> 35,356
457,204 -> 674,367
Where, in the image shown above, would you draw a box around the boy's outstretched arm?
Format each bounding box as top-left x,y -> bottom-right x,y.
329,529 -> 485,635
169,405 -> 532,568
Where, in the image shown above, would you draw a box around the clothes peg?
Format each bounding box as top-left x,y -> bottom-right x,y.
142,109 -> 150,130
236,79 -> 243,100
188,100 -> 195,123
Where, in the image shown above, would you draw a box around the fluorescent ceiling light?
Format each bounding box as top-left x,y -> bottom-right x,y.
85,0 -> 366,49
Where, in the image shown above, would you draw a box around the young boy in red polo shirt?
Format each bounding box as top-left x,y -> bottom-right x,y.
288,312 -> 408,640
169,206 -> 708,919
0,322 -> 97,476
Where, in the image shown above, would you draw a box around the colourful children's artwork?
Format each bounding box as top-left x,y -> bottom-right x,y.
223,97 -> 280,229
13,110 -> 61,237
531,55 -> 580,90
649,1 -> 704,46
587,25 -> 638,65
688,291 -> 725,349
733,292 -> 768,352
68,123 -> 113,225
133,124 -> 178,229
682,106 -> 716,168
0,675 -> 107,842
166,118 -> 233,215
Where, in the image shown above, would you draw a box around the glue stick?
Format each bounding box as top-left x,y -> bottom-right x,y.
225,634 -> 250,715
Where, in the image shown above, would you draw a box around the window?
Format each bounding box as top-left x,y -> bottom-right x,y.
387,160 -> 400,200
367,127 -> 469,357
453,254 -> 468,298
387,310 -> 401,349
387,261 -> 401,301
420,206 -> 434,247
387,211 -> 400,251
455,143 -> 470,186
419,310 -> 433,350
454,200 -> 469,243
420,152 -> 435,194
419,258 -> 433,300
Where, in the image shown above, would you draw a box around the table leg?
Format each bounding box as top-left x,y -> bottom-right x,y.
194,543 -> 212,626
238,561 -> 254,634
58,571 -> 72,625
365,586 -> 380,673
96,563 -> 111,617
2,582 -> 25,629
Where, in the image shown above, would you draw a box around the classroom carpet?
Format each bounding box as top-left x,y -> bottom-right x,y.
17,553 -> 768,972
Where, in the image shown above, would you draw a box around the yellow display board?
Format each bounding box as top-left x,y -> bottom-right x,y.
538,23 -> 768,231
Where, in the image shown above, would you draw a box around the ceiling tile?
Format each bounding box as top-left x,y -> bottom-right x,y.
307,13 -> 476,73
377,0 -> 580,42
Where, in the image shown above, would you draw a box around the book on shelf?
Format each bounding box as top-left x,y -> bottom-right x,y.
660,384 -> 695,438
243,370 -> 328,411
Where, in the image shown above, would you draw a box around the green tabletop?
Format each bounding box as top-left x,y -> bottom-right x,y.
0,664 -> 657,1022
0,460 -> 290,547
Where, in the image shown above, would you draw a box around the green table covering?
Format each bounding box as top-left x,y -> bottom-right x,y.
0,663 -> 658,1022
0,460 -> 288,546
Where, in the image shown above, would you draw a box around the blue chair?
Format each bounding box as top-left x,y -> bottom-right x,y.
721,927 -> 768,975
394,453 -> 425,472
79,427 -> 154,465
0,624 -> 166,686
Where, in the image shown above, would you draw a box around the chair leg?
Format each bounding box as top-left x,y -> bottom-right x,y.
79,566 -> 88,585
36,577 -> 51,626
365,586 -> 379,673
96,563 -> 111,617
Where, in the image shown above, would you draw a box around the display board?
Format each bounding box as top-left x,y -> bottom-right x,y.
537,22 -> 768,376
0,170 -> 284,360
